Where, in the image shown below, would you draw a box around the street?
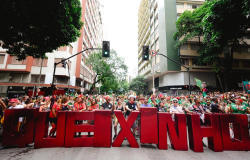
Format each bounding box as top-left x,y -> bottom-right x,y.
0,136 -> 250,160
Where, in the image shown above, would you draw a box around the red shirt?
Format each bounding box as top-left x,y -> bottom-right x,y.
49,103 -> 61,118
74,102 -> 86,111
88,104 -> 99,111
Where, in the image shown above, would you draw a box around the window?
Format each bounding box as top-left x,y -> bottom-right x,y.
242,61 -> 250,68
192,59 -> 199,66
31,75 -> 45,83
187,4 -> 201,9
180,44 -> 188,50
11,56 -> 23,65
32,58 -> 48,67
69,45 -> 73,54
187,4 -> 192,9
237,47 -> 250,53
191,44 -> 200,51
181,59 -> 189,65
176,3 -> 184,8
0,55 -> 5,64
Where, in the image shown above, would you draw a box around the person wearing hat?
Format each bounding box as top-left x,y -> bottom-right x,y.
101,96 -> 113,110
170,98 -> 183,121
8,98 -> 24,109
8,98 -> 25,131
233,99 -> 246,114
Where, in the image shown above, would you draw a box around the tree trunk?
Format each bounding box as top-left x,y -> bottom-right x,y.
36,58 -> 44,96
224,69 -> 230,92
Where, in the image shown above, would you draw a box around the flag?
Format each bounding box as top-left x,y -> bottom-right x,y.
243,81 -> 250,94
195,78 -> 203,91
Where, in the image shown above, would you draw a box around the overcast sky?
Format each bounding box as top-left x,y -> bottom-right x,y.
99,0 -> 141,77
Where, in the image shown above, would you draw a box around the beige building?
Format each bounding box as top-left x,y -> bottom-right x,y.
138,0 -> 250,95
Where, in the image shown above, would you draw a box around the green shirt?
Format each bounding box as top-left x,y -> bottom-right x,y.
231,104 -> 246,114
178,100 -> 184,105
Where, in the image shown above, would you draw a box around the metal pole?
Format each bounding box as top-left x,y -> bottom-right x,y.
156,53 -> 191,95
67,62 -> 70,94
188,68 -> 191,95
153,56 -> 155,95
51,63 -> 57,95
51,48 -> 102,96
37,58 -> 44,96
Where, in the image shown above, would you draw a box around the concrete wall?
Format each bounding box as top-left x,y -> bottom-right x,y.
158,71 -> 216,87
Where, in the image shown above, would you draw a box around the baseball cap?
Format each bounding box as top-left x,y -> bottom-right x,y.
10,98 -> 18,103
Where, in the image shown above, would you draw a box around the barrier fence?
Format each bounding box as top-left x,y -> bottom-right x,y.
2,107 -> 250,152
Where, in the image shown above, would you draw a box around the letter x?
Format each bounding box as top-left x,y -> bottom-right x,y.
112,110 -> 139,148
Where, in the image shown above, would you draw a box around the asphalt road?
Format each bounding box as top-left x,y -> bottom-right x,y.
1,135 -> 250,160
0,123 -> 249,160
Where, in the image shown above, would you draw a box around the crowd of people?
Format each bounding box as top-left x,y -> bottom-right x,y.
0,90 -> 250,145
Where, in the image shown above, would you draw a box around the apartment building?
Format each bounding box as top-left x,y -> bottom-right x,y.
0,0 -> 104,97
138,0 -> 250,95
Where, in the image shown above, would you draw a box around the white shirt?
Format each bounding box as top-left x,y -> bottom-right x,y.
170,105 -> 184,121
8,105 -> 24,122
9,105 -> 24,109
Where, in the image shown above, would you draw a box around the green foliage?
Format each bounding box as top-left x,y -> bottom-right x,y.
173,0 -> 250,72
0,0 -> 83,60
173,3 -> 209,48
129,75 -> 146,95
85,49 -> 128,94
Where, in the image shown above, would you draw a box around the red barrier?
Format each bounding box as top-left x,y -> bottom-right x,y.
220,114 -> 250,151
158,113 -> 188,150
140,107 -> 158,144
2,109 -> 37,148
187,114 -> 223,152
64,111 -> 95,147
112,111 -> 139,148
93,110 -> 112,147
34,111 -> 67,148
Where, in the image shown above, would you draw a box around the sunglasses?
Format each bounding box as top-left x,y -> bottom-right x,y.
173,101 -> 178,103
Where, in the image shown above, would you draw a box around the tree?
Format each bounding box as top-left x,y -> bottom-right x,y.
85,49 -> 128,94
173,0 -> 250,91
129,75 -> 146,95
0,0 -> 83,60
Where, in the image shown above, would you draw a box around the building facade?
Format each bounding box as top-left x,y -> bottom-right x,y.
138,0 -> 250,95
0,0 -> 104,97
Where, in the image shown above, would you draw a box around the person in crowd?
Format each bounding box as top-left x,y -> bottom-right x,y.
211,97 -> 224,113
24,98 -> 34,108
157,101 -> 168,112
61,97 -> 69,111
49,97 -> 61,137
101,96 -> 113,110
67,96 -> 74,111
74,96 -> 86,112
140,97 -> 152,107
87,98 -> 99,136
113,98 -> 125,140
125,95 -> 138,137
73,96 -> 86,136
190,98 -> 207,147
33,98 -> 40,108
8,98 -> 25,131
170,98 -> 184,121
